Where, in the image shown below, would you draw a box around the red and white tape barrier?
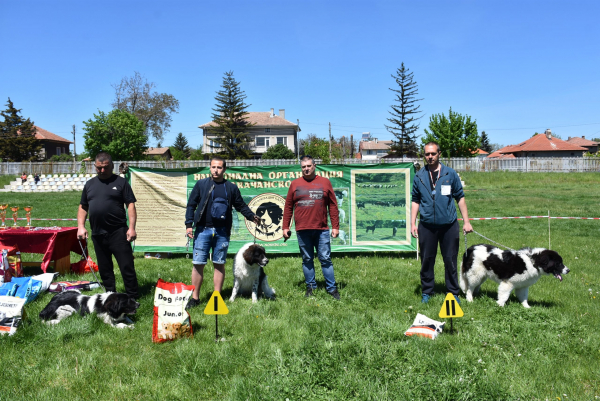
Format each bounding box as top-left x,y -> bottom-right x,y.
459,216 -> 599,221
15,218 -> 77,221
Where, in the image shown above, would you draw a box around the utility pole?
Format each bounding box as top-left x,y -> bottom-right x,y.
350,134 -> 354,158
297,119 -> 300,160
72,124 -> 76,171
328,122 -> 332,161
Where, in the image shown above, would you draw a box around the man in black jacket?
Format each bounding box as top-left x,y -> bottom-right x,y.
185,156 -> 260,309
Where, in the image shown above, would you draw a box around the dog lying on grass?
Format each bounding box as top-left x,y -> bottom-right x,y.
460,244 -> 569,308
39,290 -> 140,328
230,243 -> 275,303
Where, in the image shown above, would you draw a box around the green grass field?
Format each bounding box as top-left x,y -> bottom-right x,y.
1,172 -> 599,400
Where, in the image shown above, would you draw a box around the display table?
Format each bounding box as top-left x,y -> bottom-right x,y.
0,227 -> 85,273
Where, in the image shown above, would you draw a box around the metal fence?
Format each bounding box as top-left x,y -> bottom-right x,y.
2,157 -> 599,176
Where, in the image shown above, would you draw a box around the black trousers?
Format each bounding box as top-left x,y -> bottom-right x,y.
91,226 -> 138,298
418,220 -> 459,296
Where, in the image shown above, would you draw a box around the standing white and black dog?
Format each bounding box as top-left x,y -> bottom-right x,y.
230,243 -> 276,303
460,244 -> 569,308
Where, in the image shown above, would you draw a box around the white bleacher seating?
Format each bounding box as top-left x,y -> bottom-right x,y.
47,174 -> 53,178
27,175 -> 33,179
16,185 -> 23,191
40,174 -> 46,178
85,174 -> 90,178
10,185 -> 16,191
67,177 -> 73,182
66,174 -> 71,178
57,185 -> 64,191
41,177 -> 47,182
59,174 -> 65,178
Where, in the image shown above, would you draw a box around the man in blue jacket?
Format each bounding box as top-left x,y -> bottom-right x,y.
185,156 -> 260,309
410,142 -> 473,303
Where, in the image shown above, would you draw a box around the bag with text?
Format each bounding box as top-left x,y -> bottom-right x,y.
152,279 -> 194,343
0,247 -> 23,284
404,313 -> 445,340
0,296 -> 26,336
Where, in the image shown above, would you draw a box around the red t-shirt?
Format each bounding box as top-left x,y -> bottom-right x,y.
282,175 -> 339,231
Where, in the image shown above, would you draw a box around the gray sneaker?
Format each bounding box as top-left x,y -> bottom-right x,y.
328,289 -> 341,300
186,297 -> 201,310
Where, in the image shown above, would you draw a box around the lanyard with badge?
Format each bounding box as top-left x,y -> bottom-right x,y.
429,167 -> 441,198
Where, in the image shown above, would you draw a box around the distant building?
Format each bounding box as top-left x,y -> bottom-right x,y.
358,139 -> 393,160
34,126 -> 73,160
566,136 -> 598,153
199,109 -> 300,159
488,129 -> 587,158
143,147 -> 172,159
474,149 -> 489,159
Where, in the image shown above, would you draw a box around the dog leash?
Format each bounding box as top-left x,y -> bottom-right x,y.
469,229 -> 515,251
77,239 -> 106,292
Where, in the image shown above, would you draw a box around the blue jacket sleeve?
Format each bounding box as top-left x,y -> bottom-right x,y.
185,182 -> 201,228
451,171 -> 465,201
230,184 -> 255,221
411,173 -> 421,203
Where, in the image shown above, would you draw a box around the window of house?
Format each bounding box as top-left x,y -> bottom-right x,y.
56,147 -> 61,156
209,140 -> 221,148
264,128 -> 271,133
368,150 -> 374,155
276,137 -> 287,146
256,137 -> 270,147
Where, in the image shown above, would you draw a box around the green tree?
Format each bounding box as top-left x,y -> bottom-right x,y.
261,143 -> 296,159
0,98 -> 42,161
172,132 -> 191,158
170,147 -> 186,160
208,71 -> 255,159
422,107 -> 480,157
82,109 -> 147,160
112,71 -> 180,143
189,146 -> 204,160
300,134 -> 340,163
385,63 -> 423,157
480,131 -> 492,153
49,153 -> 75,162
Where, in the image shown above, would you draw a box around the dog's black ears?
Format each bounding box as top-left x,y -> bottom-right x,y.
106,296 -> 125,316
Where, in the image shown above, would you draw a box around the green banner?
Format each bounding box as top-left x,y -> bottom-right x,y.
128,163 -> 416,254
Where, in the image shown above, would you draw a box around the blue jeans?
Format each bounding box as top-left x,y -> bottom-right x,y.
296,230 -> 337,292
193,227 -> 230,264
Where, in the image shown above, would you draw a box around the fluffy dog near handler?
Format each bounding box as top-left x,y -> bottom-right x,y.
460,244 -> 570,308
230,243 -> 275,303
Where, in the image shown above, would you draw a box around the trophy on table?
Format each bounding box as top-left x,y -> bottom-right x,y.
0,204 -> 8,229
11,206 -> 19,228
24,206 -> 33,228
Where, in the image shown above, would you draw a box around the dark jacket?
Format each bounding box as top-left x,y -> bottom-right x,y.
411,162 -> 464,227
185,177 -> 255,236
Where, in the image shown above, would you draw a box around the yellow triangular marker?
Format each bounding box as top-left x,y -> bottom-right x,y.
439,293 -> 464,318
204,291 -> 229,315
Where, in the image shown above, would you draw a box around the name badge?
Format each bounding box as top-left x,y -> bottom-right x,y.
441,185 -> 451,196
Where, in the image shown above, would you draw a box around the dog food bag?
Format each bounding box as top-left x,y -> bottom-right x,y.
404,313 -> 445,340
30,273 -> 59,293
0,296 -> 26,336
11,277 -> 43,304
152,279 -> 194,343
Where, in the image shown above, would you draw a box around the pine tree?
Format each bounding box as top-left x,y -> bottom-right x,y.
385,63 -> 423,157
480,131 -> 492,153
0,98 -> 42,161
172,132 -> 191,158
209,71 -> 255,159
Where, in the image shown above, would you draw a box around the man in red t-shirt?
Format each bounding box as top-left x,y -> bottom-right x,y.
282,156 -> 341,300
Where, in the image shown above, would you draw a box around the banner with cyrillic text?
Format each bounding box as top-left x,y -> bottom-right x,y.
127,163 -> 416,254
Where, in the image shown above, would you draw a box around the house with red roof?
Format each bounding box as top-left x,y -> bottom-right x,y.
358,139 -> 393,160
199,108 -> 300,159
487,129 -> 587,158
143,147 -> 172,159
566,136 -> 598,153
34,126 -> 73,160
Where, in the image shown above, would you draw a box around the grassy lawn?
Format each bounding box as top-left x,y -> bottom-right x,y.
1,172 -> 599,400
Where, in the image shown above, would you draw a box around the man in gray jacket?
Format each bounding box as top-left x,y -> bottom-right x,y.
410,142 -> 473,303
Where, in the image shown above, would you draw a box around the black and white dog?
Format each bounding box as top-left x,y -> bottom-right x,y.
39,291 -> 140,328
460,244 -> 570,308
230,243 -> 275,303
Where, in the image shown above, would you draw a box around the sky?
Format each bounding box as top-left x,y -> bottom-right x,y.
1,0 -> 599,154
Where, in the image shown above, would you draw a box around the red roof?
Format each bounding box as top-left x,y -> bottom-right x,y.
487,133 -> 586,158
359,140 -> 392,151
566,137 -> 599,147
475,148 -> 488,155
200,112 -> 298,128
34,126 -> 73,144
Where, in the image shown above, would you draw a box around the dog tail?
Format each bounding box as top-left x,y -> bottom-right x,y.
459,246 -> 472,293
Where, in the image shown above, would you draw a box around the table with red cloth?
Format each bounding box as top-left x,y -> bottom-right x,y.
0,227 -> 85,273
